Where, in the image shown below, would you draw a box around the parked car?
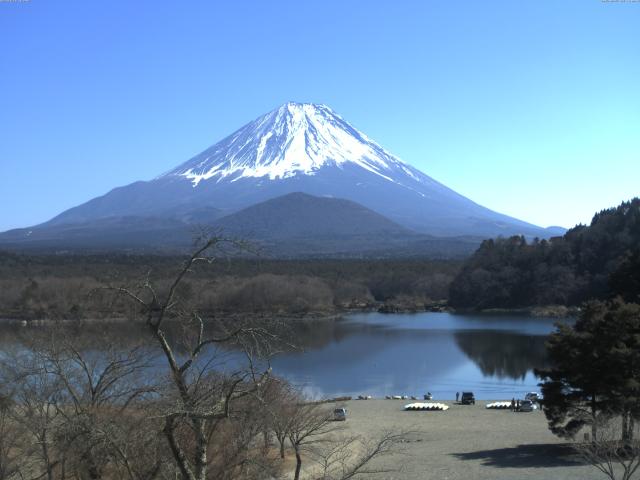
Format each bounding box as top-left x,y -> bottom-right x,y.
519,399 -> 535,412
524,392 -> 540,402
460,392 -> 475,405
333,407 -> 347,421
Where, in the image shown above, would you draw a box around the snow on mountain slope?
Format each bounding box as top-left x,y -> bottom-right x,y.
162,102 -> 434,192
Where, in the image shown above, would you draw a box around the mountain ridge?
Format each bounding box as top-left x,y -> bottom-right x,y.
0,192 -> 481,258
1,102 -> 565,254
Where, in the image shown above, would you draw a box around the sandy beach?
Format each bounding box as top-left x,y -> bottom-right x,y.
324,399 -> 602,480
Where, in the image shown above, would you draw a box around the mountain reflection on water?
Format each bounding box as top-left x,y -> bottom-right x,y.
0,312 -> 562,400
453,330 -> 548,380
270,312 -> 560,400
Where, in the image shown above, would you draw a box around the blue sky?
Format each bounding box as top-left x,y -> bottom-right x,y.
1,0 -> 638,231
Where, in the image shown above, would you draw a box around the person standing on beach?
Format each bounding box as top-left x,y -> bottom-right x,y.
510,398 -> 515,412
456,392 -> 459,402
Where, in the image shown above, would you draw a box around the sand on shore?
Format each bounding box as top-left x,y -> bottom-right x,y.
311,399 -> 603,480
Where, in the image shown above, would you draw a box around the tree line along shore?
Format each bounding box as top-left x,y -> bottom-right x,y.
0,253 -> 458,321
1,197 -> 638,322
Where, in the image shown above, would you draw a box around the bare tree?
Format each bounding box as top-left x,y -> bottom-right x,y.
2,325 -> 168,480
43,337 -> 161,480
260,377 -> 298,460
309,431 -> 406,480
576,416 -> 640,480
285,399 -> 406,480
112,237 -> 276,480
287,402 -> 336,480
9,352 -> 66,480
206,394 -> 281,480
0,392 -> 23,480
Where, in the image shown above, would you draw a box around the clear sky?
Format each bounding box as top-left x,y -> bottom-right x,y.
1,0 -> 638,231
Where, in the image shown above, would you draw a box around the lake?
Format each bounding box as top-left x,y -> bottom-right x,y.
269,312 -> 561,400
0,312 -> 562,401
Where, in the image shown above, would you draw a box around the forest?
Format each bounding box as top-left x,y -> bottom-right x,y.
4,198 -> 639,320
0,252 -> 460,320
449,198 -> 640,310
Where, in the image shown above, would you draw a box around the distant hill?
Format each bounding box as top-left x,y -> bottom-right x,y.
211,192 -> 481,258
0,216 -> 192,252
449,198 -> 640,309
0,193 -> 481,258
214,192 -> 411,238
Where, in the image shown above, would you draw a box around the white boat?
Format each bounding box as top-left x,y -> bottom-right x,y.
486,401 -> 512,410
403,402 -> 449,411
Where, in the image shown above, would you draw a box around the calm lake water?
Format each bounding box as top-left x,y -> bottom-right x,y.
269,312 -> 561,400
0,312 -> 562,401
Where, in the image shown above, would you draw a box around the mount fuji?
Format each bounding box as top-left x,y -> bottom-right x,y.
0,102 -> 563,255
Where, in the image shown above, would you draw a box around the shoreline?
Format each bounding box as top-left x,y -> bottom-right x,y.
323,399 -> 598,480
0,302 -> 581,325
0,301 -> 579,324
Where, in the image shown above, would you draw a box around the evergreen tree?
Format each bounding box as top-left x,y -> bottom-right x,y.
537,300 -> 640,442
449,198 -> 640,309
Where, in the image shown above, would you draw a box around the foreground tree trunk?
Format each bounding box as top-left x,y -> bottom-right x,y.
592,395 -> 598,442
294,448 -> 302,480
194,419 -> 208,480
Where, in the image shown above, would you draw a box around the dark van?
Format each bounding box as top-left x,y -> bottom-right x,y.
461,392 -> 475,405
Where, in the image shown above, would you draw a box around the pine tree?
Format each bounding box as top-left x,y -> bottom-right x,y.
537,300 -> 640,442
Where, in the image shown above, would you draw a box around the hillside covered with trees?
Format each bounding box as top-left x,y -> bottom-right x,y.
0,252 -> 460,320
449,198 -> 640,310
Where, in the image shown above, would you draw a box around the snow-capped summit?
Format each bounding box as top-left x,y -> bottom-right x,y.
162,102 -> 422,187
6,102 -> 561,246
